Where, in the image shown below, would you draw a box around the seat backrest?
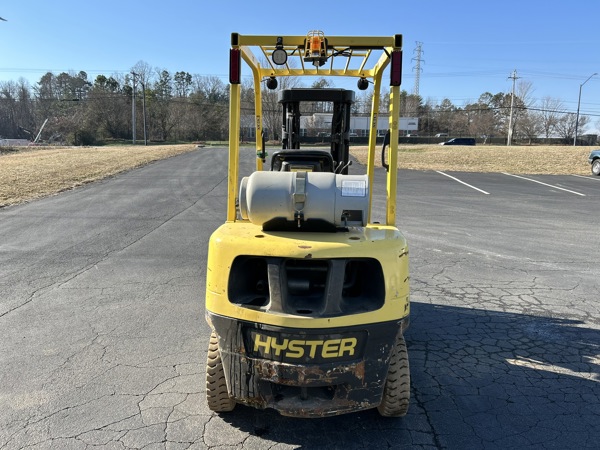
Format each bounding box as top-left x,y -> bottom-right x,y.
271,150 -> 335,172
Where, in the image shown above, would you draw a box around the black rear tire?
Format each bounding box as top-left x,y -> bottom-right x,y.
592,159 -> 600,176
377,334 -> 410,417
206,331 -> 236,412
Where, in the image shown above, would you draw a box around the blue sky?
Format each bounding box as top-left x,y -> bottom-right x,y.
1,0 -> 600,130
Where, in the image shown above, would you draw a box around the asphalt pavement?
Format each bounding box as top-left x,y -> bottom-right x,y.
1,147 -> 599,449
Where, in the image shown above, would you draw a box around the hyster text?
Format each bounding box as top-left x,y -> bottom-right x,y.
252,334 -> 357,359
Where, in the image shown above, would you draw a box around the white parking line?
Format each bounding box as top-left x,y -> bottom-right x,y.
572,174 -> 600,181
435,171 -> 490,194
502,173 -> 586,196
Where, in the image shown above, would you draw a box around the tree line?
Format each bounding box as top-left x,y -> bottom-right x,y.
0,62 -> 231,145
0,62 -> 593,145
357,80 -> 593,144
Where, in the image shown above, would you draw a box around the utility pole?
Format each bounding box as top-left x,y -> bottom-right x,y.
131,72 -> 137,144
132,71 -> 148,145
507,69 -> 519,146
140,79 -> 148,146
412,42 -> 424,96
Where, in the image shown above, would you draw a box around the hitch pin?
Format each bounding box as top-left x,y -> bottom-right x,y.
294,211 -> 303,228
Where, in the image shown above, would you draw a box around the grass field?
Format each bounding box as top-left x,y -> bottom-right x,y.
0,144 -> 595,208
351,144 -> 593,175
0,144 -> 198,207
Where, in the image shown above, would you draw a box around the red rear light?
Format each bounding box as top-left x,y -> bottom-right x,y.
229,48 -> 241,84
390,50 -> 402,86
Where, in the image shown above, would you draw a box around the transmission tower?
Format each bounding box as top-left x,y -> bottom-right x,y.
412,42 -> 424,96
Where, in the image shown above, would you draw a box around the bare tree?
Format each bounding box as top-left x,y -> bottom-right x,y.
507,80 -> 535,139
130,61 -> 152,86
434,98 -> 457,134
15,78 -> 36,138
464,100 -> 496,142
401,92 -> 422,118
261,71 -> 303,142
304,114 -> 328,137
555,113 -> 589,143
516,80 -> 535,107
190,75 -> 229,141
517,110 -> 543,144
538,96 -> 563,138
0,81 -> 19,138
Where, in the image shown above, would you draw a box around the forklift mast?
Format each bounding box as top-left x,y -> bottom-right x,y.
279,88 -> 354,174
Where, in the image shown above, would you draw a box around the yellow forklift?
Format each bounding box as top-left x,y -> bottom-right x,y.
205,31 -> 410,417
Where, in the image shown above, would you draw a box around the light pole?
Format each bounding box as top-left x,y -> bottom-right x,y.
573,72 -> 597,146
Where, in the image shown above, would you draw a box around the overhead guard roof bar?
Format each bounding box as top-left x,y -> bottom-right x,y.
232,33 -> 401,80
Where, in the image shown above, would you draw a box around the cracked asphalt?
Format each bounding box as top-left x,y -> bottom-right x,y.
1,147 -> 599,449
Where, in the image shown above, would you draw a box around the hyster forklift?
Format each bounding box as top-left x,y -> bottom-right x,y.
205,31 -> 410,417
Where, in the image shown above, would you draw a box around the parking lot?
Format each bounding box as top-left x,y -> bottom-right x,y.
1,147 -> 598,449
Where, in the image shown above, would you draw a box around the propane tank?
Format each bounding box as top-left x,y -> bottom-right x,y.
239,171 -> 369,229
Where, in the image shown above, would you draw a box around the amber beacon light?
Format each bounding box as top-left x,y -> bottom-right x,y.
303,30 -> 327,67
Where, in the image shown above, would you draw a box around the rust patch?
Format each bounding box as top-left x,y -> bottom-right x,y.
353,361 -> 366,381
255,359 -> 366,387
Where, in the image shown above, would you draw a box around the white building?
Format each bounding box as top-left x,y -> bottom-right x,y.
241,115 -> 419,139
300,114 -> 418,136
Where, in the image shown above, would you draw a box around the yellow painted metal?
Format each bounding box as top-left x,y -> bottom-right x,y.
260,68 -> 377,78
366,68 -> 383,224
227,82 -> 241,222
206,222 -> 410,328
234,33 -> 397,48
238,46 -> 265,171
229,32 -> 402,225
357,49 -> 372,73
233,33 -> 399,81
249,61 -> 265,170
386,85 -> 400,226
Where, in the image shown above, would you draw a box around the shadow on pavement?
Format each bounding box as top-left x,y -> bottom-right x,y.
216,301 -> 600,449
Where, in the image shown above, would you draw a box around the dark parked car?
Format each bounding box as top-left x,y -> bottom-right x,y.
440,137 -> 476,146
589,150 -> 600,176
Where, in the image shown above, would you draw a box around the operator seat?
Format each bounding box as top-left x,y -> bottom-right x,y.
270,150 -> 335,172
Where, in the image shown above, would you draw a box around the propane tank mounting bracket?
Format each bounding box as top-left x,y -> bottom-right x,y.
293,171 -> 307,227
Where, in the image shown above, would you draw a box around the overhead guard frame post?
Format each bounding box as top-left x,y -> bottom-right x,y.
227,81 -> 241,222
387,84 -> 400,226
228,33 -> 402,226
366,67 -> 383,224
238,45 -> 265,171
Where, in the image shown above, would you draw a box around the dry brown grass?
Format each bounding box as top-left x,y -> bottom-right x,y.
0,144 -> 198,207
0,143 -> 595,208
351,144 -> 594,175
